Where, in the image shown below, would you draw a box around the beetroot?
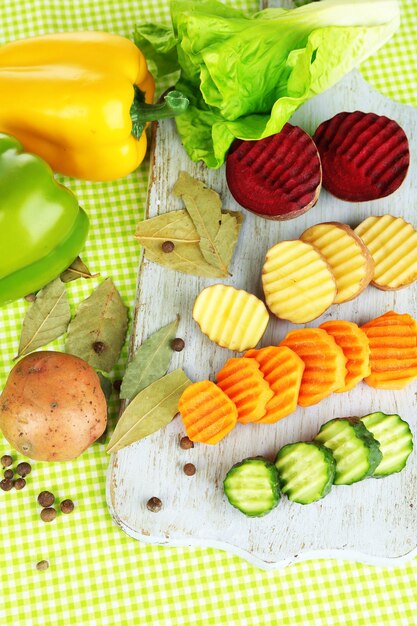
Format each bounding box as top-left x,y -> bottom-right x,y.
225,124 -> 322,220
313,111 -> 410,202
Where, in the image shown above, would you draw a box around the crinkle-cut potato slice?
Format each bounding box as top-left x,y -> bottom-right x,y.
354,215 -> 417,290
216,357 -> 273,424
300,222 -> 374,303
262,240 -> 336,323
192,284 -> 269,351
280,328 -> 347,407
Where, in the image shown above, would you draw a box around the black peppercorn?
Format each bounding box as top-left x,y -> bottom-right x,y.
4,469 -> 13,480
179,436 -> 194,450
40,508 -> 56,523
1,455 -> 13,468
0,478 -> 13,491
60,499 -> 75,514
16,462 -> 31,477
36,560 -> 49,571
37,491 -> 55,507
161,240 -> 175,253
146,497 -> 162,512
14,478 -> 26,490
184,463 -> 196,476
113,379 -> 122,393
171,337 -> 185,352
93,341 -> 106,354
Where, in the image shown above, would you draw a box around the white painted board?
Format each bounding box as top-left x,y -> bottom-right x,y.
107,36 -> 417,569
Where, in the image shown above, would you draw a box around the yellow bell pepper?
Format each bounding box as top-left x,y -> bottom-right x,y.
0,32 -> 188,181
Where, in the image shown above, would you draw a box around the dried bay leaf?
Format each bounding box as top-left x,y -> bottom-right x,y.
60,257 -> 99,283
120,317 -> 179,401
66,278 -> 128,372
106,368 -> 192,454
136,209 -> 228,278
172,171 -> 240,274
17,278 -> 71,358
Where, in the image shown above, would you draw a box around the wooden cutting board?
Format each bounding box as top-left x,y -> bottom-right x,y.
107,5 -> 417,570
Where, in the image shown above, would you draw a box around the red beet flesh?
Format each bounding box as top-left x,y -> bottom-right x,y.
225,124 -> 322,220
313,111 -> 410,202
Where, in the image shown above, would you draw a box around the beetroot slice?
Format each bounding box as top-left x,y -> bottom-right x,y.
313,111 -> 410,202
225,124 -> 322,220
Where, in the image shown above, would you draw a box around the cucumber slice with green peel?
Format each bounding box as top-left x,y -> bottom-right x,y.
314,417 -> 382,485
275,442 -> 336,504
361,412 -> 413,477
223,457 -> 280,517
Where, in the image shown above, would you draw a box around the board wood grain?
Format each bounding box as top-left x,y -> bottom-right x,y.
107,10 -> 417,569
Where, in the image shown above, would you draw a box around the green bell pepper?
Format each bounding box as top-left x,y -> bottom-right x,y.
0,134 -> 89,306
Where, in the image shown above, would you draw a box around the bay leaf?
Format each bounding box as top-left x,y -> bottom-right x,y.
136,209 -> 228,278
66,278 -> 128,372
172,171 -> 239,274
106,368 -> 192,454
60,257 -> 99,283
17,278 -> 71,358
120,317 -> 179,401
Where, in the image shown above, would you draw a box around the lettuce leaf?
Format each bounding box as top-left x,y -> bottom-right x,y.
135,0 -> 400,168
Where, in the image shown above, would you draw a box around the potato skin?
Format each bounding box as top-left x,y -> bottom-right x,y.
0,351 -> 107,461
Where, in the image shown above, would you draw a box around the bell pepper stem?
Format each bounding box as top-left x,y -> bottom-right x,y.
130,89 -> 189,139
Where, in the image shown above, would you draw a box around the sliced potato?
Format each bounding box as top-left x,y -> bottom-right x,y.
300,222 -> 374,303
354,215 -> 417,290
262,240 -> 336,323
193,284 -> 269,351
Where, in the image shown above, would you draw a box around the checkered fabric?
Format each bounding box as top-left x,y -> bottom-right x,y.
0,1 -> 416,625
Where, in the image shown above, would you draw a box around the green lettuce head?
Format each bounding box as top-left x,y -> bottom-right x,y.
135,0 -> 400,168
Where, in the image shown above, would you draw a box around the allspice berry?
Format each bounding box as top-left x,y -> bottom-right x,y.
179,436 -> 194,450
40,508 -> 57,523
1,455 -> 13,467
171,338 -> 185,352
16,462 -> 31,477
0,478 -> 13,492
14,478 -> 26,490
60,499 -> 75,514
36,560 -> 49,571
146,497 -> 162,512
183,463 -> 196,476
161,240 -> 175,253
4,469 -> 13,480
37,491 -> 55,507
92,341 -> 106,354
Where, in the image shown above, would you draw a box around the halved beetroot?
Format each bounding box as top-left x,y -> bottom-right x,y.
313,111 -> 410,202
225,124 -> 322,220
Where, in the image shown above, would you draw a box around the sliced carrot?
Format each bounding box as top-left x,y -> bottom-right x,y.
245,346 -> 304,423
280,328 -> 347,407
178,380 -> 238,444
216,357 -> 274,424
319,320 -> 371,392
361,311 -> 417,389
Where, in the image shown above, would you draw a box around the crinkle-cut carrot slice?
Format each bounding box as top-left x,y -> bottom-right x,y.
245,346 -> 304,423
216,357 -> 273,424
319,320 -> 371,392
179,380 -> 237,444
361,311 -> 417,389
280,328 -> 347,407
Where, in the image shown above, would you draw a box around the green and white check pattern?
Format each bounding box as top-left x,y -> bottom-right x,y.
0,1 -> 416,624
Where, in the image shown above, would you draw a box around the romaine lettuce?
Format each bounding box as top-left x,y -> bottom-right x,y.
135,0 -> 400,168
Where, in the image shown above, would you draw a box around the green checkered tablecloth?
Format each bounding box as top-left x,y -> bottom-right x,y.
1,1 -> 417,625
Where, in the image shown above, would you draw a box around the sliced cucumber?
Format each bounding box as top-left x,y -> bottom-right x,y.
314,417 -> 382,485
274,442 -> 336,504
223,457 -> 280,517
361,412 -> 413,477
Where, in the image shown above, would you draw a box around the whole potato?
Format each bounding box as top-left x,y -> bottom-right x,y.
0,351 -> 107,461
